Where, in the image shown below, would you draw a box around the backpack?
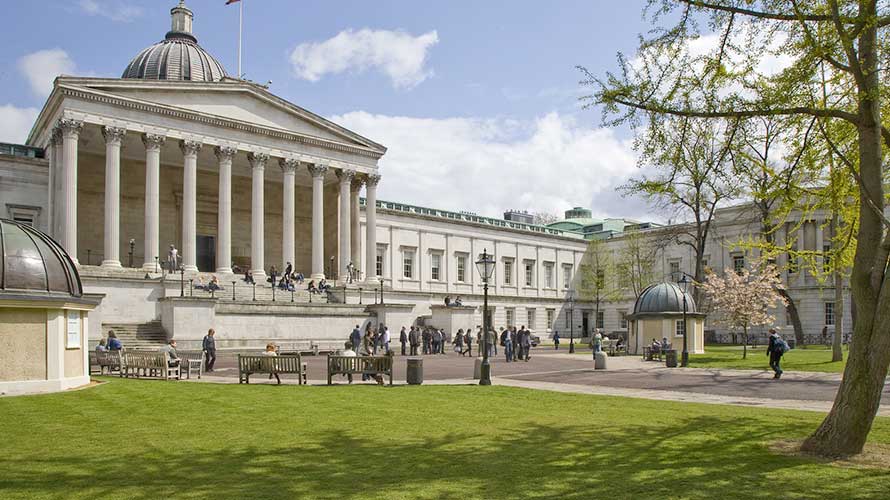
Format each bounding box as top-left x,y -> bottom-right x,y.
774,337 -> 789,354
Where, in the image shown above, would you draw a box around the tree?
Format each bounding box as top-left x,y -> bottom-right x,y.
699,264 -> 787,359
532,212 -> 561,226
583,1 -> 890,457
577,239 -> 622,335
616,228 -> 670,297
621,117 -> 740,304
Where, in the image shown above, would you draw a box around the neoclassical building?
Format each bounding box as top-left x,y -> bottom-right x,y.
0,1 -> 851,350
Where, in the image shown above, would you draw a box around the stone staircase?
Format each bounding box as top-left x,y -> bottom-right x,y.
103,321 -> 168,350
165,274 -> 332,304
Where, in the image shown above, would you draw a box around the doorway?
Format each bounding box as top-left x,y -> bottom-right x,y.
582,312 -> 590,338
196,235 -> 216,272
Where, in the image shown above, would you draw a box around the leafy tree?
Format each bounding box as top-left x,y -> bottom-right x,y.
699,263 -> 787,359
577,239 -> 622,335
583,1 -> 890,457
616,228 -> 667,297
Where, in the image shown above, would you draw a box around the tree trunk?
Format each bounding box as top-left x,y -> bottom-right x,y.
742,326 -> 748,359
832,264 -> 844,363
779,289 -> 805,345
802,12 -> 890,457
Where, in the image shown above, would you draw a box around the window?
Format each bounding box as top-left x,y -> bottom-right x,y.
546,309 -> 555,330
823,245 -> 832,272
527,309 -> 536,330
456,254 -> 467,282
563,264 -> 573,289
525,260 -> 535,287
431,253 -> 441,281
402,249 -> 415,279
669,260 -> 680,281
506,308 -> 515,327
619,311 -> 628,330
596,311 -> 604,330
676,319 -> 686,336
504,259 -> 514,285
732,254 -> 746,274
6,204 -> 40,227
825,302 -> 835,326
375,245 -> 386,278
544,262 -> 554,288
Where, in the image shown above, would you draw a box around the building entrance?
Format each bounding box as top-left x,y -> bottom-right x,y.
196,235 -> 215,272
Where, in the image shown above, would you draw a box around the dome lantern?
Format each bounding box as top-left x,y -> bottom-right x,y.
168,1 -> 196,43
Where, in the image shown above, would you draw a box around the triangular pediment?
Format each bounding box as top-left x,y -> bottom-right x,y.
64,78 -> 385,154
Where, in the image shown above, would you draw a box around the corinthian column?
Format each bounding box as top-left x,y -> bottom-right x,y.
215,146 -> 237,274
364,174 -> 381,284
180,140 -> 202,272
249,152 -> 269,281
59,119 -> 83,264
49,128 -> 62,239
142,134 -> 165,271
351,176 -> 364,275
337,168 -> 355,284
280,158 -> 299,270
101,126 -> 126,268
308,163 -> 328,280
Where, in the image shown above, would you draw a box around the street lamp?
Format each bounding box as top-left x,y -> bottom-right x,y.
568,290 -> 576,354
475,249 -> 496,386
678,273 -> 692,367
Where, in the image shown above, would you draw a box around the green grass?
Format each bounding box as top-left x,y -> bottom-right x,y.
690,345 -> 849,373
1,378 -> 887,499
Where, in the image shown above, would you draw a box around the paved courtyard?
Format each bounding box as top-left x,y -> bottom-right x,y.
195,348 -> 890,415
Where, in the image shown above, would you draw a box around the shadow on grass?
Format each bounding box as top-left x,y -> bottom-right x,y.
0,382 -> 887,499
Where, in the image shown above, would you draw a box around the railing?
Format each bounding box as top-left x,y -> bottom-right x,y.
173,276 -> 328,304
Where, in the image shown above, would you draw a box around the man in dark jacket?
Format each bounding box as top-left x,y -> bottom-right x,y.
350,325 -> 362,356
408,327 -> 420,356
518,326 -> 531,361
766,328 -> 785,379
202,328 -> 217,372
399,326 -> 408,355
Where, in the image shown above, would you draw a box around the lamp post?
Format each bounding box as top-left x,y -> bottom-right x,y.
179,266 -> 185,297
569,290 -> 576,354
128,239 -> 135,268
232,281 -> 236,301
678,273 -> 692,367
475,249 -> 495,386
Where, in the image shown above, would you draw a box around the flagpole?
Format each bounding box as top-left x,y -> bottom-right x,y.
237,0 -> 243,78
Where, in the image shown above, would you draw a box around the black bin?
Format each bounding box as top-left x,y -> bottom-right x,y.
407,358 -> 423,385
664,349 -> 678,368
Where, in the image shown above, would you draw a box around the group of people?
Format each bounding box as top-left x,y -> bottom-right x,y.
95,330 -> 123,352
443,295 -> 464,307
499,325 -> 533,362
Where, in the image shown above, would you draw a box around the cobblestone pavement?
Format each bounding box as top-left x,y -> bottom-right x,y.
195,348 -> 890,415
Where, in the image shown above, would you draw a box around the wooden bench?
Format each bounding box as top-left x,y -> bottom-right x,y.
177,350 -> 205,379
238,354 -> 306,385
90,350 -> 122,375
121,351 -> 180,380
327,355 -> 393,385
642,346 -> 663,362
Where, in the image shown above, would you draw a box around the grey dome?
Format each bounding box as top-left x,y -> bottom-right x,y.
633,282 -> 696,315
0,219 -> 82,298
122,2 -> 227,82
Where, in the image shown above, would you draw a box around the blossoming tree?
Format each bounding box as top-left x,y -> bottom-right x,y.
700,264 -> 787,359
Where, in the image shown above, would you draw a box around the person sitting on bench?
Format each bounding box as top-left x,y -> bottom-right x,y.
159,339 -> 181,368
262,343 -> 280,384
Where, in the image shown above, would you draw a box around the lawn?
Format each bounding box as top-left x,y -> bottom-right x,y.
1,378 -> 887,500
690,345 -> 848,373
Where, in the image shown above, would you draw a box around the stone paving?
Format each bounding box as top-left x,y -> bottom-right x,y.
194,348 -> 890,416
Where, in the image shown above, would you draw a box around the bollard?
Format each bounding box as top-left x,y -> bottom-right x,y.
252,283 -> 256,301
189,279 -> 193,297
232,281 -> 236,301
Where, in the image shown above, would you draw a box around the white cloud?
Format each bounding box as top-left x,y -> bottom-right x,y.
18,49 -> 76,98
332,111 -> 655,222
78,0 -> 143,23
290,29 -> 439,89
0,105 -> 39,144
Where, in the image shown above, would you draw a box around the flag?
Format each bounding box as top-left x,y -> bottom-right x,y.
226,0 -> 240,4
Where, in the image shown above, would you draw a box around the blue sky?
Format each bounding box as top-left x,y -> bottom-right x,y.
0,0 -> 659,221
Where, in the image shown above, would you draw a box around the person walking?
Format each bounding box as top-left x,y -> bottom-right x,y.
519,326 -> 531,361
422,328 -> 431,355
593,329 -> 604,353
767,328 -> 788,379
501,328 -> 513,362
464,329 -> 473,357
409,326 -> 420,356
202,328 -> 217,372
553,331 -> 560,350
399,326 -> 408,355
431,329 -> 441,356
382,325 -> 391,354
350,325 -> 362,357
455,329 -> 465,356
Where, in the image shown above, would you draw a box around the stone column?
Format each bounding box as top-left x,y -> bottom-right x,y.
48,128 -> 62,239
797,221 -> 807,287
280,158 -> 299,270
215,146 -> 237,274
351,176 -> 363,275
59,118 -> 83,264
101,126 -> 126,268
337,168 -> 355,284
308,163 -> 328,280
249,152 -> 269,281
142,134 -> 165,271
364,174 -> 380,284
815,218 -> 825,277
180,140 -> 202,272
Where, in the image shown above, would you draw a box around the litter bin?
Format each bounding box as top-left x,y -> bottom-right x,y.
594,351 -> 608,370
664,349 -> 678,368
407,357 -> 424,385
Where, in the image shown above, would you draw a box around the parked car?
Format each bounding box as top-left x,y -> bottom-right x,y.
530,334 -> 540,347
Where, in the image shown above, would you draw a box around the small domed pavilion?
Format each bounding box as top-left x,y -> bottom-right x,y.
627,282 -> 706,355
0,220 -> 101,396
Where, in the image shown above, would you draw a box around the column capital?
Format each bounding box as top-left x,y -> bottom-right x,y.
214,145 -> 238,162
102,126 -> 127,146
336,168 -> 355,183
351,175 -> 366,192
308,162 -> 328,178
248,151 -> 270,170
279,157 -> 300,173
366,173 -> 382,187
58,118 -> 83,138
180,140 -> 203,157
142,133 -> 166,151
50,127 -> 63,146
